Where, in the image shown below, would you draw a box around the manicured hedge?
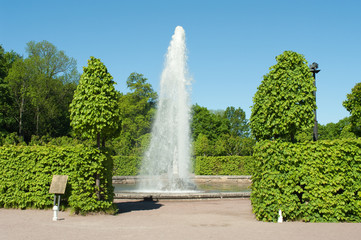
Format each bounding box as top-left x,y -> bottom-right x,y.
0,145 -> 114,214
251,139 -> 361,222
194,156 -> 254,175
113,156 -> 141,176
112,155 -> 254,176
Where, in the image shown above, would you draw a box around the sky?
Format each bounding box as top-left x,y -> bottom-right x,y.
1,0 -> 361,125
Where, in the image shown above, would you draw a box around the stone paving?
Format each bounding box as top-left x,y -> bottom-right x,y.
1,199 -> 360,240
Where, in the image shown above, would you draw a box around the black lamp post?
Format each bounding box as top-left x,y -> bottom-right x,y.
309,62 -> 320,141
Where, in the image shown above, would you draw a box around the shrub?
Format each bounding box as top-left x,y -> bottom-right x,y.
113,156 -> 142,176
195,156 -> 254,175
0,145 -> 114,214
251,139 -> 361,222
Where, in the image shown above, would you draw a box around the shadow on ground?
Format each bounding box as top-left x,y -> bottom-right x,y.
115,200 -> 163,214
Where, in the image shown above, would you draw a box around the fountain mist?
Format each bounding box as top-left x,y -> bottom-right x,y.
138,26 -> 194,192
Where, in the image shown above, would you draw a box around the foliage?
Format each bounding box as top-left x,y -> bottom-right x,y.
113,156 -> 142,176
5,58 -> 32,138
69,57 -> 120,147
251,139 -> 361,222
4,41 -> 78,141
26,40 -> 79,83
194,156 -> 254,175
111,155 -> 254,176
225,106 -> 250,138
343,82 -> 361,136
295,118 -> 355,142
191,104 -> 230,142
193,133 -> 255,156
115,73 -> 157,156
250,51 -> 316,142
318,117 -> 355,140
193,133 -> 212,156
0,46 -> 21,133
0,144 -> 114,214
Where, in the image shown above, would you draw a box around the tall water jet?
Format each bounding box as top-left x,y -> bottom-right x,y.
138,26 -> 194,192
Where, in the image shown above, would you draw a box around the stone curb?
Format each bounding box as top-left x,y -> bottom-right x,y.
114,191 -> 251,200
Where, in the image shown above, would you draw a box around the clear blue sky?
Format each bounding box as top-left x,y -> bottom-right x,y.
1,0 -> 361,125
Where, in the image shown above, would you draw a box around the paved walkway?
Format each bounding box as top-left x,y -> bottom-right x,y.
1,199 -> 360,240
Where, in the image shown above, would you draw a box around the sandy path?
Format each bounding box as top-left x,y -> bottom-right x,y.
1,199 -> 360,240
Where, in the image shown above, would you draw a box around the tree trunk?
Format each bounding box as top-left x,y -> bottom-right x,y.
19,95 -> 24,137
36,106 -> 39,136
97,133 -> 100,149
102,137 -> 106,148
95,133 -> 101,200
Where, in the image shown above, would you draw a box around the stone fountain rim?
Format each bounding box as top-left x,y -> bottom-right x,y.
113,175 -> 252,181
114,191 -> 250,200
113,175 -> 252,200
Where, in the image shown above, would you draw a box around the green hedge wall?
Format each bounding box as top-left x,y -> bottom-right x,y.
0,145 -> 114,214
113,156 -> 141,176
194,156 -> 254,175
112,156 -> 254,176
251,139 -> 361,222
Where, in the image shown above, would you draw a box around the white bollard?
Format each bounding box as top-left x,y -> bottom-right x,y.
277,209 -> 283,223
53,205 -> 59,221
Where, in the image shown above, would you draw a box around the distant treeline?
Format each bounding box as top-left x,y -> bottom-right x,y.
1,43 -> 359,158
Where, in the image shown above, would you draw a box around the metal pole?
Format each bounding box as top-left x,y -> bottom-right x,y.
309,62 -> 320,141
313,71 -> 318,141
53,194 -> 59,221
58,195 -> 61,209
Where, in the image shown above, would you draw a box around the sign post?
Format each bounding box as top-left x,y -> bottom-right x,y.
49,175 -> 68,221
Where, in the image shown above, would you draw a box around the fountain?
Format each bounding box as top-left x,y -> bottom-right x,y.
113,26 -> 252,200
138,26 -> 195,192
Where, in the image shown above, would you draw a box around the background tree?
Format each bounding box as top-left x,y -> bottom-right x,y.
3,41 -> 78,141
343,82 -> 361,136
193,133 -> 212,156
112,72 -> 157,156
0,46 -> 21,135
6,59 -> 33,138
191,105 -> 255,156
191,104 -> 229,142
318,117 -> 354,140
224,106 -> 250,138
250,51 -> 316,142
25,40 -> 78,136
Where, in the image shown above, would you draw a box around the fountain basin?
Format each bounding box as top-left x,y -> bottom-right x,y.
113,175 -> 252,200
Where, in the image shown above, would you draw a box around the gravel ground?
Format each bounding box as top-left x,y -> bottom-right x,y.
1,199 -> 360,240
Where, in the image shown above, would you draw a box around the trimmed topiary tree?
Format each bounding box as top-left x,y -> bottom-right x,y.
250,51 -> 316,142
69,56 -> 120,199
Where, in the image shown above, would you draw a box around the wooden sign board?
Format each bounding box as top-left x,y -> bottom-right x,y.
49,175 -> 68,194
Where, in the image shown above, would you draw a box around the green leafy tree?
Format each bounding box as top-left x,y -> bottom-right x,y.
69,56 -> 119,200
343,82 -> 361,136
224,106 -> 250,138
113,72 -> 157,156
318,117 -> 353,140
70,56 -> 120,148
0,46 -> 21,134
193,133 -> 212,156
191,104 -> 230,142
25,41 -> 78,136
212,134 -> 255,156
6,59 -> 33,138
250,51 -> 316,142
